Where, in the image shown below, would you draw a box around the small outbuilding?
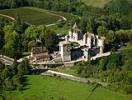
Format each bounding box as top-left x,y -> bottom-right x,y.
31,47 -> 51,62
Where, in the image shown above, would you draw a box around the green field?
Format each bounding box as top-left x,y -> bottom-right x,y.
2,75 -> 131,100
49,11 -> 77,20
47,24 -> 70,35
0,7 -> 74,25
81,0 -> 111,8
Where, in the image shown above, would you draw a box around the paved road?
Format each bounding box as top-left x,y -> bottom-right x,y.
91,52 -> 111,60
41,70 -> 109,87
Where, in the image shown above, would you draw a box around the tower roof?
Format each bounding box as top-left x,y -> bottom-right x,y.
72,23 -> 78,29
71,23 -> 81,33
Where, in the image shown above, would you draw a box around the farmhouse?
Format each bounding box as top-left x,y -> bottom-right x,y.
31,47 -> 51,63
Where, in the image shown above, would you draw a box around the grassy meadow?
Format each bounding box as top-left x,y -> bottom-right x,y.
49,11 -> 76,20
47,24 -> 70,35
2,75 -> 131,100
0,7 -> 60,25
0,7 -> 74,25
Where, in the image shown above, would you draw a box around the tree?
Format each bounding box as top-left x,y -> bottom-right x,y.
106,53 -> 123,70
12,75 -> 23,90
105,0 -> 132,15
22,58 -> 30,74
86,18 -> 92,32
2,23 -> 16,57
11,60 -> 18,75
0,30 -> 4,49
11,0 -> 17,8
38,25 -> 47,46
99,58 -> 107,71
0,50 -> 29,92
17,63 -> 25,76
17,59 -> 30,75
97,25 -> 108,37
1,67 -> 12,80
106,30 -> 115,44
12,33 -> 23,58
79,16 -> 87,33
15,14 -> 28,34
4,79 -> 15,90
45,30 -> 59,51
28,40 -> 35,51
24,25 -> 40,40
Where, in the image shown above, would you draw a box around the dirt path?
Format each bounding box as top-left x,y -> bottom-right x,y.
0,14 -> 15,21
0,7 -> 67,26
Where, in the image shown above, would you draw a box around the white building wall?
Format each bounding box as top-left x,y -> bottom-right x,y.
83,34 -> 87,45
98,39 -> 104,47
82,48 -> 89,61
86,37 -> 91,48
69,31 -> 72,41
59,41 -> 71,62
97,39 -> 104,54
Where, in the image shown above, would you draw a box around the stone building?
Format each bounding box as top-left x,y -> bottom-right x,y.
67,23 -> 97,47
97,36 -> 105,54
68,23 -> 83,42
59,41 -> 71,62
61,23 -> 105,61
31,47 -> 51,62
67,23 -> 105,53
83,32 -> 96,48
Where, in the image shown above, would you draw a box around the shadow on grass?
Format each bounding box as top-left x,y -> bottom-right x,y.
31,69 -> 48,75
20,69 -> 47,91
21,76 -> 31,91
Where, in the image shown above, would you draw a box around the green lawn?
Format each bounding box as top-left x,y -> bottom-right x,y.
2,75 -> 131,100
49,11 -> 77,20
51,66 -> 79,76
0,7 -> 60,25
47,24 -> 70,35
81,0 -> 111,8
0,7 -> 74,25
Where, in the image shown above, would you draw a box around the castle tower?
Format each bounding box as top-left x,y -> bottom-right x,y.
68,23 -> 82,42
83,32 -> 95,48
59,41 -> 71,62
97,37 -> 105,54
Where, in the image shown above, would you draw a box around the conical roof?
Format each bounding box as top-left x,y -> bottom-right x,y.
72,23 -> 78,29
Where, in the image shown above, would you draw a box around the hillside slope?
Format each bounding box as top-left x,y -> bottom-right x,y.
81,0 -> 111,8
0,7 -> 75,25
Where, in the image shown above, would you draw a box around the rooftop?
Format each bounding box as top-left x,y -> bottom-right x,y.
32,47 -> 48,54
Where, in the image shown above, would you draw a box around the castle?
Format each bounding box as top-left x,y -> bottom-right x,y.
30,23 -> 105,63
59,23 -> 105,62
